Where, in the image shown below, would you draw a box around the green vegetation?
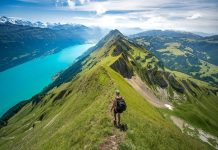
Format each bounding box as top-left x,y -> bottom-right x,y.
0,22 -> 102,72
198,60 -> 218,82
173,93 -> 218,137
0,30 -> 217,149
107,67 -> 211,150
157,43 -> 185,56
133,34 -> 218,87
0,64 -> 212,150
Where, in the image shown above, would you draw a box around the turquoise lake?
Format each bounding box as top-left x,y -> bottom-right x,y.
0,44 -> 94,117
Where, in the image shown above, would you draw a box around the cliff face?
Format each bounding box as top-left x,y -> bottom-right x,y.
110,54 -> 133,78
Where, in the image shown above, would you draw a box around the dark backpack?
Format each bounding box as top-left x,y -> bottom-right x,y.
116,97 -> 127,113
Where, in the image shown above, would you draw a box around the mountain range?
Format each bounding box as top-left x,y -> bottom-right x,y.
131,30 -> 218,87
0,16 -> 105,72
0,29 -> 217,149
0,16 -> 47,28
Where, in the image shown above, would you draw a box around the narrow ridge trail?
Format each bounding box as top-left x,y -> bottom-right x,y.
100,134 -> 122,150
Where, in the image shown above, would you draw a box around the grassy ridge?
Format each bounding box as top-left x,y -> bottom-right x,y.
0,61 -> 213,150
106,66 -> 212,149
133,36 -> 218,86
0,66 -> 115,149
0,30 -> 216,149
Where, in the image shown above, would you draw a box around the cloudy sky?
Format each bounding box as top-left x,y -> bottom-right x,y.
0,0 -> 218,33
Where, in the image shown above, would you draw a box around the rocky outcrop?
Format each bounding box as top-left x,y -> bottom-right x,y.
110,56 -> 133,78
154,72 -> 168,88
168,75 -> 184,93
112,47 -> 123,56
111,39 -> 130,56
181,80 -> 197,96
146,69 -> 168,88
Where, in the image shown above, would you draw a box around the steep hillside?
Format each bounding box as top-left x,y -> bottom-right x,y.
0,30 -> 217,149
0,22 -> 103,72
131,31 -> 218,87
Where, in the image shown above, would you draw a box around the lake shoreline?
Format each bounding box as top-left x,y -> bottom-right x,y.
0,43 -> 95,118
0,42 -> 91,72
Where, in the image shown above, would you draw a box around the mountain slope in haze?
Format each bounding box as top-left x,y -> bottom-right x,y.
130,30 -> 202,39
0,16 -> 45,28
131,30 -> 218,87
0,30 -> 218,149
0,17 -> 105,72
0,23 -> 82,72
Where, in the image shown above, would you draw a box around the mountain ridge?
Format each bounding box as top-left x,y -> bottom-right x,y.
0,16 -> 89,29
0,17 -> 105,72
131,29 -> 203,39
131,30 -> 218,87
0,29 -> 218,149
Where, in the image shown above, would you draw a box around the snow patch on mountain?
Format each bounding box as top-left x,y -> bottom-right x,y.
0,16 -> 47,28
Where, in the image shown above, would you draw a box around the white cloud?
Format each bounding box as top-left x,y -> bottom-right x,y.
66,0 -> 90,9
95,4 -> 107,15
187,13 -> 202,20
52,0 -> 218,33
79,0 -> 90,5
67,0 -> 75,9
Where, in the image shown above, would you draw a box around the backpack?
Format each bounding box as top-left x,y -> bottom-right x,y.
115,97 -> 127,113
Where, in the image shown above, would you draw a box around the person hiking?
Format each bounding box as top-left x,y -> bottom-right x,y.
111,90 -> 126,128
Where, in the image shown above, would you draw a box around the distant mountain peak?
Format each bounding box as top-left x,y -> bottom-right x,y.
0,16 -> 46,28
105,29 -> 126,41
94,29 -> 125,49
131,29 -> 202,39
108,29 -> 124,37
0,16 -> 13,24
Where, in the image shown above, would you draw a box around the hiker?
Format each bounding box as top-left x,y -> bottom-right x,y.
111,90 -> 126,128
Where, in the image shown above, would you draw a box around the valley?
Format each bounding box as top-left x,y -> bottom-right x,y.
0,43 -> 94,117
1,0 -> 218,149
0,16 -> 104,72
0,30 -> 217,149
131,30 -> 218,87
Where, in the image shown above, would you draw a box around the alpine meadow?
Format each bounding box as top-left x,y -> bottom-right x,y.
0,0 -> 218,150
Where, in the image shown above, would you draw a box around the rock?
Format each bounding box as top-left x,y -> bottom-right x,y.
111,39 -> 130,56
168,75 -> 184,93
110,56 -> 133,78
146,69 -> 168,88
153,72 -> 168,88
181,80 -> 197,96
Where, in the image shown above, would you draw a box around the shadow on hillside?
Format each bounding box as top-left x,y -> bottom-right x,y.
119,123 -> 128,132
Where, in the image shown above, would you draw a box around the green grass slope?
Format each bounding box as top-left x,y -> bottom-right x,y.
133,36 -> 218,87
0,65 -> 212,150
0,30 -> 216,149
